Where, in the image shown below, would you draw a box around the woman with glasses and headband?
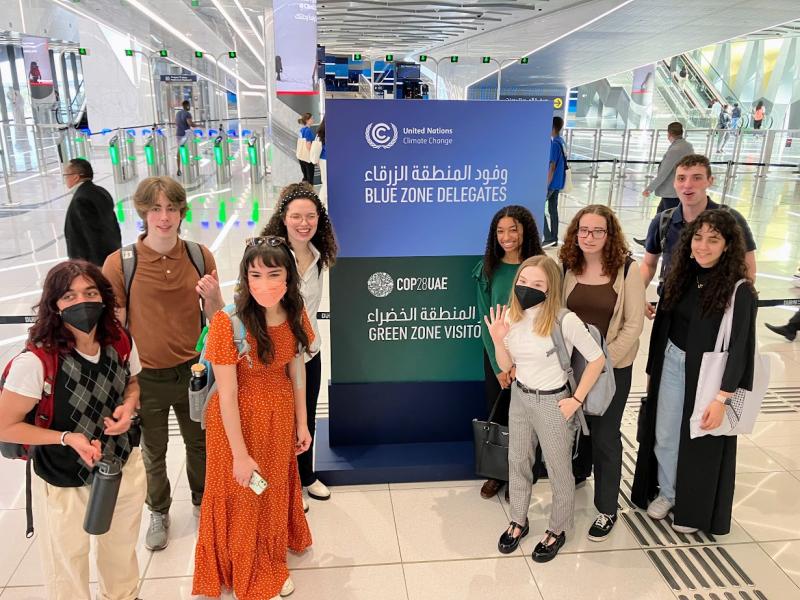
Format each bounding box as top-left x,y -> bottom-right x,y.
559,205 -> 645,541
262,182 -> 337,509
193,235 -> 315,600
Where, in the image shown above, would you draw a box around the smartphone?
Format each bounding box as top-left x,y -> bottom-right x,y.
249,470 -> 268,495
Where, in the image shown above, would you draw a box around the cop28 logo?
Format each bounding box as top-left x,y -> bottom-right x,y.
365,122 -> 399,149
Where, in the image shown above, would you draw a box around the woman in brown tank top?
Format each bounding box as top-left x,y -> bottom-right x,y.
559,205 -> 645,542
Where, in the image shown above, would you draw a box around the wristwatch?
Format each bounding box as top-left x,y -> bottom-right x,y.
715,394 -> 731,406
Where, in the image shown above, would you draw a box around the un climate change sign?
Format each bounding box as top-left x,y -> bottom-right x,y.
326,99 -> 552,447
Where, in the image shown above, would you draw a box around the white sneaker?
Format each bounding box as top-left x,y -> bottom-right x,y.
280,576 -> 295,597
302,496 -> 309,513
646,496 -> 673,520
306,479 -> 331,500
672,523 -> 699,534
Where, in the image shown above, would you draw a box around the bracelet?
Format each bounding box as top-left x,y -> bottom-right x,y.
573,396 -> 584,405
60,431 -> 70,446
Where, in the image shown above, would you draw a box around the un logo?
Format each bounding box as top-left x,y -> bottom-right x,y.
365,122 -> 399,149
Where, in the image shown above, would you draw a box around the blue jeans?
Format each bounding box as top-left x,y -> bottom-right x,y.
654,340 -> 686,503
544,188 -> 560,242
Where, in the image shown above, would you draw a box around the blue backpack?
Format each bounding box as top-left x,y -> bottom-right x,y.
190,304 -> 251,428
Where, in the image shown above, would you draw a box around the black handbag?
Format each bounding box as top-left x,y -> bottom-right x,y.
472,393 -> 509,481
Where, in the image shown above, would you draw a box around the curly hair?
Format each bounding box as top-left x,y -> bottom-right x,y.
28,261 -> 122,354
261,182 -> 337,273
661,209 -> 753,316
481,205 -> 543,282
559,205 -> 630,276
234,241 -> 309,365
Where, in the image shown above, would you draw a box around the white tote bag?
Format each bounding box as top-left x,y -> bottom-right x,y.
689,280 -> 770,438
308,138 -> 323,165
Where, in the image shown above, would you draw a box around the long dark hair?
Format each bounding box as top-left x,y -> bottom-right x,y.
28,261 -> 121,354
560,205 -> 630,276
481,205 -> 543,282
661,209 -> 753,316
317,117 -> 325,145
262,182 -> 337,273
234,241 -> 309,365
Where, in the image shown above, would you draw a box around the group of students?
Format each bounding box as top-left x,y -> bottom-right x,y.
476,152 -> 758,562
0,177 -> 337,600
0,149 -> 762,597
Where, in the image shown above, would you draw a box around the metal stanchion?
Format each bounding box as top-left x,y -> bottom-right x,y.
620,129 -> 631,179
247,134 -> 264,186
756,130 -> 774,179
73,130 -> 92,161
607,159 -> 617,206
704,128 -> 714,158
0,146 -> 20,206
213,135 -> 232,185
108,134 -> 126,184
178,134 -> 201,190
591,130 -> 601,179
33,125 -> 46,174
720,160 -> 733,204
730,131 -> 744,177
646,129 -> 658,177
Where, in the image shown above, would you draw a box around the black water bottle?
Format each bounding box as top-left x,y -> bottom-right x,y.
189,363 -> 208,422
83,458 -> 122,535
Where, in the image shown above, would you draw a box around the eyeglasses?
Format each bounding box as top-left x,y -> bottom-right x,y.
245,235 -> 288,248
287,213 -> 319,224
62,172 -> 78,177
577,227 -> 607,239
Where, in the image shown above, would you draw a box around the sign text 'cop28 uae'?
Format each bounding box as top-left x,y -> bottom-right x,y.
327,99 -> 552,258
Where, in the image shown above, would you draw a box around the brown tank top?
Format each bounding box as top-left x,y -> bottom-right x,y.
566,281 -> 618,338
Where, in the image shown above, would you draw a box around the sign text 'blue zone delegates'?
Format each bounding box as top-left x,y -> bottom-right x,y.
326,99 -> 552,258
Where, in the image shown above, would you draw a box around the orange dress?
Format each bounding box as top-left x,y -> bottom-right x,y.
192,310 -> 313,600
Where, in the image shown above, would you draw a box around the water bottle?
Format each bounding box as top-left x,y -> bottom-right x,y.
189,363 -> 208,422
83,458 -> 122,535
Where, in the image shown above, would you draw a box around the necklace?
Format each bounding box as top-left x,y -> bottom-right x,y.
696,276 -> 704,289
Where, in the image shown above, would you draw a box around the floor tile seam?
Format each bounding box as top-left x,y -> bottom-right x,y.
2,532 -> 37,589
386,478 -> 411,600
755,540 -> 800,592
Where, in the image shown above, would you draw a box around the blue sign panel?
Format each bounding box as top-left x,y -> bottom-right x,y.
326,99 -> 552,258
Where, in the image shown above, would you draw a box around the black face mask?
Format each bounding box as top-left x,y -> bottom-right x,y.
514,285 -> 547,310
61,302 -> 105,334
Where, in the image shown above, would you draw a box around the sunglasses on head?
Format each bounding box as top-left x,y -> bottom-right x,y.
245,235 -> 288,248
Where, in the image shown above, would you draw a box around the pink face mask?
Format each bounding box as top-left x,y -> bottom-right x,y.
249,280 -> 287,308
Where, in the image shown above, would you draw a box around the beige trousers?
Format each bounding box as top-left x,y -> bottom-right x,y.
33,448 -> 147,600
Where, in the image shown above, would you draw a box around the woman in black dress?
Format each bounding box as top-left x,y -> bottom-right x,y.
632,209 -> 757,535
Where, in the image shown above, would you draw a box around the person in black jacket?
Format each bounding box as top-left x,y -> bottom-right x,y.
632,209 -> 757,535
63,159 -> 121,266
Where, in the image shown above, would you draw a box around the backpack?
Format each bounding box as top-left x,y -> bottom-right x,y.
549,308 -> 616,419
190,304 -> 251,429
0,329 -> 132,537
121,240 -> 205,327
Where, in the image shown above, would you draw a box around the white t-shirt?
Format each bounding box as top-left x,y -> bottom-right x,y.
3,341 -> 142,400
504,309 -> 602,391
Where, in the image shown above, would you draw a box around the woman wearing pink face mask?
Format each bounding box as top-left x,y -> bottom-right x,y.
193,236 -> 314,600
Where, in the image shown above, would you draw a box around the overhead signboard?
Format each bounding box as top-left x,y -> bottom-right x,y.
274,0 -> 319,95
160,74 -> 198,82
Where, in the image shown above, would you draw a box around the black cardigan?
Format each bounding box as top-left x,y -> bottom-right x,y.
631,279 -> 757,534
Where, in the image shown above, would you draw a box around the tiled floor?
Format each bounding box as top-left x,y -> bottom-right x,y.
0,138 -> 799,598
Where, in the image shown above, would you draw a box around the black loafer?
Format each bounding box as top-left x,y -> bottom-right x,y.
532,530 -> 566,562
498,520 -> 529,554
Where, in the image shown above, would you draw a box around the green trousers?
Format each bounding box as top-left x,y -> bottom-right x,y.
138,360 -> 206,514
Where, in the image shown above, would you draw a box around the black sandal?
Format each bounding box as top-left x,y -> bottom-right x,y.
532,529 -> 566,563
498,520 -> 529,554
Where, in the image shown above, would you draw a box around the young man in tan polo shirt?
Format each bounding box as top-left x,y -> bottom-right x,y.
103,176 -> 224,551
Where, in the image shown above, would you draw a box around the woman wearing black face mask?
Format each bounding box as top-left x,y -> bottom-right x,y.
485,255 -> 605,563
0,260 -> 146,600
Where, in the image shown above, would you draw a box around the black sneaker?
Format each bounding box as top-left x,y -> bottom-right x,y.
498,520 -> 529,554
532,530 -> 566,562
588,513 -> 617,541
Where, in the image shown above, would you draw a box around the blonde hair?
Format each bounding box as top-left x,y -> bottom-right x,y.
133,176 -> 188,231
507,255 -> 563,337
